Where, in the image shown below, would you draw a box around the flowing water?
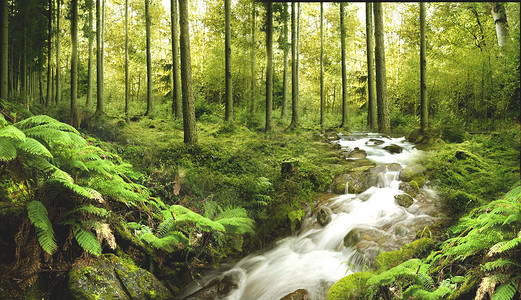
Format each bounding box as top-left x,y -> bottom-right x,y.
183,133 -> 437,300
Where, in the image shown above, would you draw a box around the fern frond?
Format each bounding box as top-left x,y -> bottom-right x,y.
417,272 -> 435,292
15,137 -> 52,158
0,125 -> 26,141
156,217 -> 175,239
503,186 -> 521,203
72,204 -> 110,218
492,282 -> 517,300
24,155 -> 55,172
215,217 -> 255,234
16,115 -> 78,133
140,232 -> 188,253
499,236 -> 521,253
23,126 -> 72,145
27,201 -> 57,255
74,227 -> 102,256
482,258 -> 521,273
0,137 -> 17,161
49,178 -> 95,199
0,114 -> 7,127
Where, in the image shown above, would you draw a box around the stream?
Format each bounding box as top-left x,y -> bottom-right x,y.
183,133 -> 439,300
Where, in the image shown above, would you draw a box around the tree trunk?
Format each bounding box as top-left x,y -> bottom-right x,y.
86,0 -> 94,110
171,0 -> 182,118
320,2 -> 324,127
55,0 -> 61,105
22,22 -> 27,108
125,0 -> 129,120
287,2 -> 299,130
0,0 -> 8,100
281,2 -> 288,119
250,2 -> 255,116
420,2 -> 428,132
340,3 -> 348,129
491,2 -> 509,47
95,0 -> 104,115
45,0 -> 52,107
179,0 -> 197,145
374,2 -> 390,134
366,2 -> 377,132
265,1 -> 272,132
70,0 -> 79,128
145,0 -> 153,116
224,0 -> 233,122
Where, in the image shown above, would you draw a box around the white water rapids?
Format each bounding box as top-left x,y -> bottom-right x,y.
183,133 -> 436,300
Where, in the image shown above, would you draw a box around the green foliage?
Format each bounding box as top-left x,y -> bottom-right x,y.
74,227 -> 102,257
375,238 -> 435,270
26,201 -> 57,255
327,272 -> 373,300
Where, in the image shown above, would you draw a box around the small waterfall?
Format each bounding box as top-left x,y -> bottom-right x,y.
183,134 -> 436,300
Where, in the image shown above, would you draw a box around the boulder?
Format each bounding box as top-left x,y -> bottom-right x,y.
68,254 -> 172,300
343,227 -> 386,248
387,163 -> 403,172
330,143 -> 342,150
383,144 -> 403,154
399,165 -> 427,186
399,181 -> 420,197
280,289 -> 310,300
218,273 -> 241,296
395,194 -> 414,208
347,147 -> 367,159
317,207 -> 333,226
331,174 -> 347,194
185,272 -> 241,299
367,138 -> 385,145
345,166 -> 385,194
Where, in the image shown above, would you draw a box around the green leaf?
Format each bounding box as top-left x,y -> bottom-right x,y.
0,125 -> 26,141
0,138 -> 17,161
27,201 -> 57,255
16,137 -> 52,158
74,228 -> 102,256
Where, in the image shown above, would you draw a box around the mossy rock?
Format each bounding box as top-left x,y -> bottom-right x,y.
399,181 -> 420,197
395,194 -> 414,208
399,165 -> 427,187
375,238 -> 434,270
280,288 -> 310,300
327,272 -> 373,300
68,254 -> 172,300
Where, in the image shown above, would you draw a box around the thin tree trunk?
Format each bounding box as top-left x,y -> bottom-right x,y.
366,2 -> 377,132
171,0 -> 182,118
55,0 -> 61,105
287,2 -> 299,130
374,2 -> 390,134
492,2 -> 509,47
86,0 -> 94,110
0,0 -> 8,100
95,0 -> 104,115
420,2 -> 428,132
265,1 -> 272,132
320,2 -> 324,127
224,0 -> 233,122
22,22 -> 27,108
70,0 -> 79,128
125,0 -> 129,120
145,0 -> 153,116
281,2 -> 288,119
250,2 -> 255,115
45,0 -> 52,107
179,0 -> 197,145
340,3 -> 348,128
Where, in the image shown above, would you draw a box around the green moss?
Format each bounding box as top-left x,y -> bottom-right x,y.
375,238 -> 435,270
327,272 -> 374,300
409,180 -> 420,193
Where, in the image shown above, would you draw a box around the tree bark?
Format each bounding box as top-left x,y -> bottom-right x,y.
320,2 -> 324,127
95,0 -> 104,115
366,2 -> 377,132
86,0 -> 94,110
224,0 -> 233,122
374,2 -> 390,134
0,0 -> 8,100
250,2 -> 256,116
420,2 -> 428,132
55,0 -> 61,105
287,2 -> 299,130
179,0 -> 197,145
70,0 -> 79,128
265,1 -> 273,132
492,2 -> 509,47
171,0 -> 182,118
281,2 -> 288,119
45,0 -> 52,107
125,0 -> 129,120
340,3 -> 348,129
145,0 -> 153,116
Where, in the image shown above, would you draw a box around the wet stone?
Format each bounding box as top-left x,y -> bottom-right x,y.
367,138 -> 385,145
280,289 -> 310,300
387,163 -> 403,172
317,207 -> 333,226
383,144 -> 404,154
347,147 -> 367,159
395,194 -> 414,208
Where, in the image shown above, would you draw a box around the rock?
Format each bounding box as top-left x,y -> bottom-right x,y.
347,147 -> 367,159
387,163 -> 403,172
218,273 -> 240,296
331,174 -> 347,194
68,254 -> 172,300
383,144 -> 403,154
367,138 -> 385,145
185,272 -> 241,299
399,181 -> 420,197
280,289 -> 310,300
345,165 -> 385,194
344,227 -> 386,248
317,207 -> 332,226
395,194 -> 414,208
399,165 -> 427,186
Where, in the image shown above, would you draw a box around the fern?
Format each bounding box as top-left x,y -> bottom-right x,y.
15,137 -> 52,158
0,125 -> 26,141
140,232 -> 188,253
482,258 -> 521,273
492,282 -> 518,300
418,271 -> 435,292
27,201 -> 57,255
74,227 -> 102,256
0,138 -> 17,161
69,204 -> 110,218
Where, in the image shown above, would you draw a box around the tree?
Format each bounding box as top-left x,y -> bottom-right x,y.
144,0 -> 153,116
224,0 -> 233,122
125,0 -> 129,120
45,0 -> 52,107
420,2 -> 427,133
70,0 -> 79,128
171,0 -> 181,118
320,2 -> 324,127
491,2 -> 509,47
250,2 -> 256,116
265,1 -> 273,132
287,2 -> 299,130
55,0 -> 61,105
86,0 -> 94,110
0,0 -> 7,100
339,3 -> 348,129
94,0 -> 104,116
179,0 -> 197,145
374,2 -> 390,134
281,2 -> 289,119
366,2 -> 377,132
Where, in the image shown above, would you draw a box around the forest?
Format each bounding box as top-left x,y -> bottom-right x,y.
0,0 -> 520,299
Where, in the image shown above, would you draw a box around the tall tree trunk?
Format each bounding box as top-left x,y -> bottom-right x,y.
492,2 -> 509,47
145,0 -> 153,116
374,2 -> 390,134
70,0 -> 79,128
320,2 -> 324,127
55,0 -> 61,105
250,2 -> 255,115
125,0 -> 129,120
281,3 -> 288,119
287,2 -> 299,130
95,0 -> 104,115
179,0 -> 197,145
0,0 -> 8,101
171,0 -> 182,118
366,2 -> 377,132
340,3 -> 348,129
22,18 -> 27,108
265,1 -> 272,132
45,0 -> 52,107
420,2 -> 428,133
86,0 -> 94,110
224,0 -> 233,122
